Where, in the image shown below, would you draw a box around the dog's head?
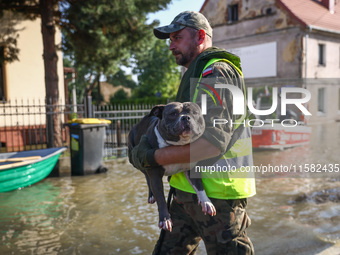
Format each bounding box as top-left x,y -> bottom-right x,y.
150,102 -> 205,145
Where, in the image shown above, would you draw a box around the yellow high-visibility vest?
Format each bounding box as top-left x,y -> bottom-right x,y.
169,58 -> 256,199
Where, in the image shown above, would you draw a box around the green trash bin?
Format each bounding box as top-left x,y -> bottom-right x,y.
66,118 -> 111,175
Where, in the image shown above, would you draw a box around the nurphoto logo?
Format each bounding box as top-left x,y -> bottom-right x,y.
199,84 -> 312,128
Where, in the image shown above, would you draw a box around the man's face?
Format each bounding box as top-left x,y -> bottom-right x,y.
169,28 -> 199,68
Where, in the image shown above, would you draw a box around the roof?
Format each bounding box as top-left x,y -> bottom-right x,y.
278,0 -> 340,32
199,0 -> 210,13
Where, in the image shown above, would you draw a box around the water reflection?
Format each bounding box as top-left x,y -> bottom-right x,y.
0,182 -> 64,254
0,122 -> 339,254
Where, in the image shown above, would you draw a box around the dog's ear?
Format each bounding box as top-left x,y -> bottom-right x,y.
149,105 -> 165,119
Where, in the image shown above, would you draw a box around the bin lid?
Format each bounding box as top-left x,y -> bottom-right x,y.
68,118 -> 111,124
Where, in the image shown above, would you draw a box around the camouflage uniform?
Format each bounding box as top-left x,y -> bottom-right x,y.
153,190 -> 253,255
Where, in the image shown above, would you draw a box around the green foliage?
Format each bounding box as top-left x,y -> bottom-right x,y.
69,112 -> 77,120
106,68 -> 137,89
0,11 -> 24,62
62,0 -> 171,77
0,0 -> 173,147
0,1 -> 58,62
111,88 -> 129,102
110,96 -> 171,106
63,57 -> 90,104
132,39 -> 181,99
1,0 -> 171,96
251,86 -> 273,104
91,85 -> 104,105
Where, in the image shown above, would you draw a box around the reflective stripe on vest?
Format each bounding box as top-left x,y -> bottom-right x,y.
193,58 -> 247,130
169,57 -> 256,200
170,125 -> 256,199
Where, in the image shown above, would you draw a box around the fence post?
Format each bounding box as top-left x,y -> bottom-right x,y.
85,95 -> 93,118
46,97 -> 54,148
116,120 -> 121,157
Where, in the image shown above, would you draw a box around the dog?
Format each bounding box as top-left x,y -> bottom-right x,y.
128,102 -> 216,232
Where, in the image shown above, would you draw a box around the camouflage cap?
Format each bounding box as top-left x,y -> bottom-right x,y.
153,11 -> 212,39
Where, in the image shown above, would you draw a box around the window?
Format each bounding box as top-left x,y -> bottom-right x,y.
338,88 -> 340,113
318,87 -> 326,113
0,47 -> 5,100
266,8 -> 273,15
227,4 -> 239,22
318,44 -> 326,66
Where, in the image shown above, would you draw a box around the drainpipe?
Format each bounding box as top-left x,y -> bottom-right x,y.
304,26 -> 312,89
303,26 -> 312,123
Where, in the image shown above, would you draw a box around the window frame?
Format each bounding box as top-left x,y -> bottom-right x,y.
318,43 -> 326,66
227,4 -> 239,23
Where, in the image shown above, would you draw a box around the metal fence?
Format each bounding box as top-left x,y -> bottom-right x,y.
0,98 -> 151,159
94,104 -> 151,159
0,98 -> 86,152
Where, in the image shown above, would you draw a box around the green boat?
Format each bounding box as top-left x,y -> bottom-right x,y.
0,147 -> 66,192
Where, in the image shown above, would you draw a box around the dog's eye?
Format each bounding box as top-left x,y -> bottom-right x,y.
170,111 -> 178,116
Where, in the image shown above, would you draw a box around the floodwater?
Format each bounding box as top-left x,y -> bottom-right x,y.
0,122 -> 340,255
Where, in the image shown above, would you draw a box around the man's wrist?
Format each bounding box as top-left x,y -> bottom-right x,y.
145,148 -> 159,167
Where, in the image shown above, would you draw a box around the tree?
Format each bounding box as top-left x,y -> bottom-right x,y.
0,0 -> 62,147
0,0 -> 171,147
62,0 -> 171,103
0,11 -> 24,63
106,68 -> 137,89
110,88 -> 129,102
133,38 -> 181,99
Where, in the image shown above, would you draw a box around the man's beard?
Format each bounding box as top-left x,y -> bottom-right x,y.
175,51 -> 194,66
173,45 -> 196,66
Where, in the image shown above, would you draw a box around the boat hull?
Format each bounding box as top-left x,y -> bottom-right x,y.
0,147 -> 66,192
252,125 -> 311,149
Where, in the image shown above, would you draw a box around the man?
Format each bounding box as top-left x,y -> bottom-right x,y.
130,11 -> 256,254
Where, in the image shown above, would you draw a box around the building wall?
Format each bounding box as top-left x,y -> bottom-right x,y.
5,17 -> 64,103
303,33 -> 340,123
202,0 -> 340,123
203,0 -> 304,80
1,16 -> 65,127
304,33 -> 340,79
202,0 -> 279,28
214,28 -> 303,80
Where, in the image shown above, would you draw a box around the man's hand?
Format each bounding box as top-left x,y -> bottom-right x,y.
129,135 -> 159,170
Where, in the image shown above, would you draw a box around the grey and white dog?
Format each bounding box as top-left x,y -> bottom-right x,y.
128,102 -> 216,232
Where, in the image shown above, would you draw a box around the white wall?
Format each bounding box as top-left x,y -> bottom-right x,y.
305,35 -> 340,79
229,42 -> 277,78
6,17 -> 64,103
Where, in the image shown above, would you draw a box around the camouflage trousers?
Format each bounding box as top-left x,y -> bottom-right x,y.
153,189 -> 254,255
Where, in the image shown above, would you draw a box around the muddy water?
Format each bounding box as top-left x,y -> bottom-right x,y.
0,122 -> 339,255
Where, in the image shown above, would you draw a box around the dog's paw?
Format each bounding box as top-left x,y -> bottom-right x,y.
198,200 -> 216,216
148,195 -> 156,204
159,218 -> 173,232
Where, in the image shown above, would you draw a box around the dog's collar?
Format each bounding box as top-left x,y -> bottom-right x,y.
154,124 -> 170,148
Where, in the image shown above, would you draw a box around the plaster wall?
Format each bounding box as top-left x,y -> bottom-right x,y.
5,17 -> 64,103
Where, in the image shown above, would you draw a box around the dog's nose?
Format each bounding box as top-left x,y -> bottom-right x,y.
181,115 -> 190,122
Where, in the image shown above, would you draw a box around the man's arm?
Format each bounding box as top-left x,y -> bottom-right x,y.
154,137 -> 221,165
153,61 -> 242,167
129,61 -> 242,170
